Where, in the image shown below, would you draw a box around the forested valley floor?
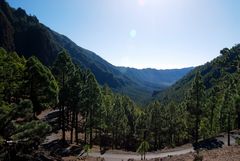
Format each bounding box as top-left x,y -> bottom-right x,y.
2,45 -> 240,161
2,1 -> 240,160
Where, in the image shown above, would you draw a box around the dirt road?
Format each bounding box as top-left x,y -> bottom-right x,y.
89,133 -> 239,161
89,147 -> 194,161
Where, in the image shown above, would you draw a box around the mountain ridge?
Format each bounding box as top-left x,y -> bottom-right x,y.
0,0 -> 192,103
154,44 -> 240,104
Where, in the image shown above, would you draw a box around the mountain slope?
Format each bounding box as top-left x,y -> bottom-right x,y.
0,2 -> 131,88
0,1 -> 191,103
155,44 -> 240,104
118,67 -> 193,93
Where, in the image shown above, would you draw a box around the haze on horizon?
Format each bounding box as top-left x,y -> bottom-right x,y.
8,0 -> 240,69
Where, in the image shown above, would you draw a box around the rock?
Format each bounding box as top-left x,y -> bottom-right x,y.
193,138 -> 224,150
69,145 -> 83,155
45,110 -> 61,121
42,139 -> 83,157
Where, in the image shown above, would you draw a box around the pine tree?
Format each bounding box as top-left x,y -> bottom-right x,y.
167,102 -> 179,146
235,96 -> 240,129
67,68 -> 81,143
110,95 -> 128,149
209,87 -> 220,135
52,50 -> 75,141
0,48 -> 26,103
148,101 -> 162,150
84,71 -> 102,147
101,85 -> 114,149
122,96 -> 140,150
187,71 -> 205,143
137,139 -> 149,160
223,74 -> 236,146
25,56 -> 58,116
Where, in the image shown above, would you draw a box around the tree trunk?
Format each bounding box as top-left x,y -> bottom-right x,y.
158,132 -> 161,149
195,81 -> 200,143
220,111 -> 224,132
124,131 -> 127,151
84,111 -> 88,144
115,127 -> 118,149
154,132 -> 158,150
172,133 -> 175,146
112,130 -> 114,149
143,147 -> 146,160
70,111 -> 75,144
228,112 -> 231,146
154,124 -> 157,150
61,73 -> 66,141
75,112 -> 79,144
84,126 -> 87,144
210,106 -> 214,133
90,107 -> 93,147
237,111 -> 240,129
62,105 -> 66,141
67,109 -> 70,131
195,115 -> 199,143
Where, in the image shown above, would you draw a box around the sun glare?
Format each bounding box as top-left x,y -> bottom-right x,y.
129,29 -> 137,38
138,0 -> 145,6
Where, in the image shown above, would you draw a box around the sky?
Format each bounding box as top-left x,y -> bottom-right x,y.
7,0 -> 240,69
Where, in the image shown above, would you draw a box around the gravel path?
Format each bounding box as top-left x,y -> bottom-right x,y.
89,132 -> 240,161
89,147 -> 194,161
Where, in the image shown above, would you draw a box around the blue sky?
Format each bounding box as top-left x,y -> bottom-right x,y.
7,0 -> 240,69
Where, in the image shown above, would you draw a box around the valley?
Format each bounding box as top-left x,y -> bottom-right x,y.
1,1 -> 240,161
0,0 -> 192,103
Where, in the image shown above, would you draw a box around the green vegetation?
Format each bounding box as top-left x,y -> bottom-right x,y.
137,140 -> 150,160
0,48 -> 152,159
0,48 -> 53,160
52,50 -> 75,141
2,0 -> 240,160
0,47 -> 194,160
11,120 -> 51,140
25,56 -> 59,116
83,144 -> 91,156
154,44 -> 240,144
186,72 -> 205,143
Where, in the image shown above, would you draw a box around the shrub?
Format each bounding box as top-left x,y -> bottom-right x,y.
235,137 -> 240,145
193,151 -> 203,161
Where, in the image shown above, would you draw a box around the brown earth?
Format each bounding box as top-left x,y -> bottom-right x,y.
151,145 -> 240,161
60,145 -> 240,161
38,110 -> 240,161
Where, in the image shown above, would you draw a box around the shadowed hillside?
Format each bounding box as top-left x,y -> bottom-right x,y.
0,0 -> 191,103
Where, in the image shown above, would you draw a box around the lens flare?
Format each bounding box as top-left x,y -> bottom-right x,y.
129,29 -> 137,38
138,0 -> 145,6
